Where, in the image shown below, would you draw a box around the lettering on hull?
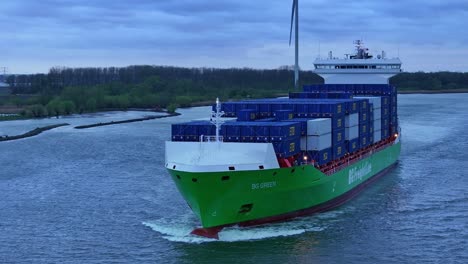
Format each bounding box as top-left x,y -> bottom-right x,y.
252,181 -> 277,190
348,162 -> 372,185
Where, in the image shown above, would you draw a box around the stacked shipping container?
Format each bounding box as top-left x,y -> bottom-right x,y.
300,118 -> 332,165
174,84 -> 398,165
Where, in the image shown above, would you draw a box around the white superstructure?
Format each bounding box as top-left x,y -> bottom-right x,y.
314,40 -> 402,84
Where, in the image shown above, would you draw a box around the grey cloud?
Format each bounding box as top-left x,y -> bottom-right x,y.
1,0 -> 467,73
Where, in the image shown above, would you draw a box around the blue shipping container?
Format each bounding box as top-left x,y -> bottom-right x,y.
238,102 -> 259,112
289,92 -> 321,99
343,99 -> 360,114
307,104 -> 321,117
332,128 -> 345,145
308,147 -> 332,165
195,122 -> 216,136
361,99 -> 369,111
381,96 -> 390,106
294,103 -> 310,117
303,84 -> 323,92
254,124 -> 270,142
220,102 -> 238,117
270,103 -> 295,112
333,143 -> 346,159
381,128 -> 390,139
382,85 -> 397,95
381,117 -> 390,129
318,102 -> 345,116
255,117 -> 276,122
333,115 -> 345,129
183,124 -> 199,141
381,105 -> 390,117
172,121 -> 217,142
275,109 -> 294,121
171,123 -> 187,141
237,109 -> 257,121
290,118 -> 310,136
258,103 -> 272,117
346,138 -> 360,153
221,123 -> 241,142
326,91 -> 353,99
359,109 -> 370,123
240,124 -> 257,142
360,133 -> 370,148
272,137 -> 301,158
360,122 -> 369,135
269,122 -> 301,141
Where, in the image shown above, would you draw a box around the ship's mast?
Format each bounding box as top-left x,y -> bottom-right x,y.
211,98 -> 225,142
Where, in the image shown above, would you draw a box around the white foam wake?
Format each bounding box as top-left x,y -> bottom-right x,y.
401,123 -> 451,143
142,212 -> 336,244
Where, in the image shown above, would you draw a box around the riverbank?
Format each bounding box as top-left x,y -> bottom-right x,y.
398,89 -> 468,94
0,123 -> 69,142
276,88 -> 468,96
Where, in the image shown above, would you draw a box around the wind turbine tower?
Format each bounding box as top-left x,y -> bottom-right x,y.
289,0 -> 299,90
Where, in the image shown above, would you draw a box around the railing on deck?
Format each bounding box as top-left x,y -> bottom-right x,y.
199,135 -> 224,142
318,137 -> 397,176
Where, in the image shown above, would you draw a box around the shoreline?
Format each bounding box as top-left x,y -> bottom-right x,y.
397,89 -> 468,94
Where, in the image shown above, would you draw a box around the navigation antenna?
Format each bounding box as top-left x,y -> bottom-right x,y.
210,98 -> 225,143
354,39 -> 363,53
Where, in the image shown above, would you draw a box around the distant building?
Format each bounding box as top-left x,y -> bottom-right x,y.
0,81 -> 11,95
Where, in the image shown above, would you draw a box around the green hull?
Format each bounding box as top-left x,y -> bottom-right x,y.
167,141 -> 401,228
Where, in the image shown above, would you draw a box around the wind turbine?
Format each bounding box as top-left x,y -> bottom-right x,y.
289,0 -> 299,90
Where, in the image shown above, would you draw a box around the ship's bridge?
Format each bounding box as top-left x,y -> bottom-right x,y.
313,41 -> 402,85
314,58 -> 402,85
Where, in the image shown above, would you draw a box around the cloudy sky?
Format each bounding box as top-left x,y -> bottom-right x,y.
1,0 -> 467,73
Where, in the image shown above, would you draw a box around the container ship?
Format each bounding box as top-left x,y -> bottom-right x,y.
165,40 -> 402,239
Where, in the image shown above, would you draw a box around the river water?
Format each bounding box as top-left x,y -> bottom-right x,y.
0,94 -> 467,263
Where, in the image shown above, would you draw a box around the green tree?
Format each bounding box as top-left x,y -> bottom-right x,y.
62,100 -> 76,115
27,104 -> 47,117
46,99 -> 64,118
167,103 -> 179,113
85,98 -> 97,112
175,96 -> 192,107
117,94 -> 130,109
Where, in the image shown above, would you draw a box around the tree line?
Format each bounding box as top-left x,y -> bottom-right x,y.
2,66 -> 468,118
390,72 -> 468,90
3,66 -> 322,117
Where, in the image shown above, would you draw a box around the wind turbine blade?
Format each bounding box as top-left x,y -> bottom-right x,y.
289,0 -> 296,46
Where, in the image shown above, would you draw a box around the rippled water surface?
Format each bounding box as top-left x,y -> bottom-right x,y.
1,95 -> 467,263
